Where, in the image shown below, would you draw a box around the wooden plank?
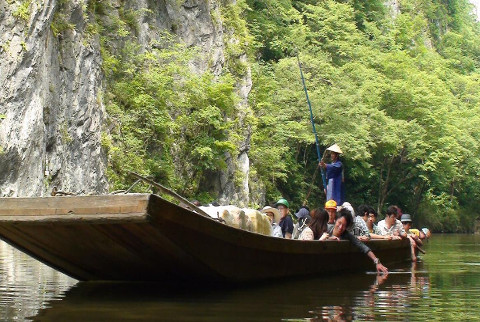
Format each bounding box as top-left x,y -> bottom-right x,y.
0,224 -> 98,280
0,194 -> 149,216
0,212 -> 148,224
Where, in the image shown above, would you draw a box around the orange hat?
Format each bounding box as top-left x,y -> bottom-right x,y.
325,200 -> 337,210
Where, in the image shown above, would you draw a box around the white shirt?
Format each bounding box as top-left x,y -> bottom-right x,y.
298,227 -> 314,240
271,223 -> 283,238
377,218 -> 406,236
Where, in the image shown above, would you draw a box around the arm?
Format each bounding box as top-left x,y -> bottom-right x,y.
409,233 -> 423,246
343,231 -> 371,254
319,232 -> 329,241
370,233 -> 392,240
367,251 -> 388,274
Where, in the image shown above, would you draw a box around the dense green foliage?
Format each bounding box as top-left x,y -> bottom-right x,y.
82,1 -> 245,203
77,0 -> 480,232
246,0 -> 480,232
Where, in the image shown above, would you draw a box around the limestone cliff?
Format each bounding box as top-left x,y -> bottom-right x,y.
0,0 -> 107,197
0,0 -> 253,204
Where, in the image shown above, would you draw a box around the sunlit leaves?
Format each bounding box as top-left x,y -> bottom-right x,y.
245,0 -> 480,229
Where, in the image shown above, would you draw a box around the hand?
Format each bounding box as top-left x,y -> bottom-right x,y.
392,235 -> 401,240
358,236 -> 369,242
329,236 -> 340,241
376,273 -> 388,285
377,263 -> 388,275
384,235 -> 393,240
319,232 -> 330,241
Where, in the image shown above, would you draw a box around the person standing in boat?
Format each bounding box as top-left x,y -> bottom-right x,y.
319,144 -> 344,205
275,198 -> 294,239
328,209 -> 389,274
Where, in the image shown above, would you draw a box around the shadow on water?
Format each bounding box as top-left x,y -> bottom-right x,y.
31,261 -> 428,321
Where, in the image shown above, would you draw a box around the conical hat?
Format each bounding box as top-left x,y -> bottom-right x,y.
326,143 -> 342,154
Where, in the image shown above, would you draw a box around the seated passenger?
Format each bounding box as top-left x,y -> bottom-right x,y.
422,228 -> 432,239
359,205 -> 392,240
298,208 -> 330,240
275,198 -> 294,239
341,202 -> 370,241
401,214 -> 424,261
327,209 -> 389,274
376,206 -> 407,239
325,199 -> 337,225
292,205 -> 312,239
408,226 -> 426,241
261,206 -> 283,238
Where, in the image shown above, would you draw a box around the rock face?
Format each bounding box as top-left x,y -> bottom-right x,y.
0,0 -> 107,197
0,0 -> 253,202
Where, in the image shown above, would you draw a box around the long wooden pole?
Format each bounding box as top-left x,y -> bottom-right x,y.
128,172 -> 211,218
297,54 -> 327,192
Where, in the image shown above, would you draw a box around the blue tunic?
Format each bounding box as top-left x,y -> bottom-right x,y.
326,160 -> 344,205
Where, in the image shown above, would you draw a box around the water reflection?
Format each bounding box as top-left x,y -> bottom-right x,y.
300,262 -> 430,321
1,235 -> 480,321
0,241 -> 77,321
30,262 -> 429,321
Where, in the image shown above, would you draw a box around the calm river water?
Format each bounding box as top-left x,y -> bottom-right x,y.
0,234 -> 479,321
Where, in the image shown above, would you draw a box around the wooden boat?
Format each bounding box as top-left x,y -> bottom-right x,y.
0,193 -> 411,282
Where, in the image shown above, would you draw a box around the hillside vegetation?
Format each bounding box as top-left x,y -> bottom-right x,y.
100,0 -> 480,232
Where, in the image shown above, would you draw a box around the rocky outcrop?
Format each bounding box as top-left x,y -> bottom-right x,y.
0,0 -> 253,203
0,0 -> 107,197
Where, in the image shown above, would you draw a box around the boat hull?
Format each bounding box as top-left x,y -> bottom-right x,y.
0,194 -> 411,282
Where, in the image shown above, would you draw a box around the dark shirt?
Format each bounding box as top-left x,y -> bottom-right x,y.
279,215 -> 294,237
327,226 -> 371,254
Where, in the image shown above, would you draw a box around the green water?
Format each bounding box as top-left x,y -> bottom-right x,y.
1,235 -> 479,321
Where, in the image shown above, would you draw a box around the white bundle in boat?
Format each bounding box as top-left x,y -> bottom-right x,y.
198,206 -> 235,226
243,209 -> 273,236
219,206 -> 250,230
199,205 -> 270,234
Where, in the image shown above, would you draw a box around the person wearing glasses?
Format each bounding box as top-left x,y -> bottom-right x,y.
275,198 -> 294,239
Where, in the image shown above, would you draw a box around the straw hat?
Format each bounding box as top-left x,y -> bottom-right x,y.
261,206 -> 281,224
326,143 -> 343,154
